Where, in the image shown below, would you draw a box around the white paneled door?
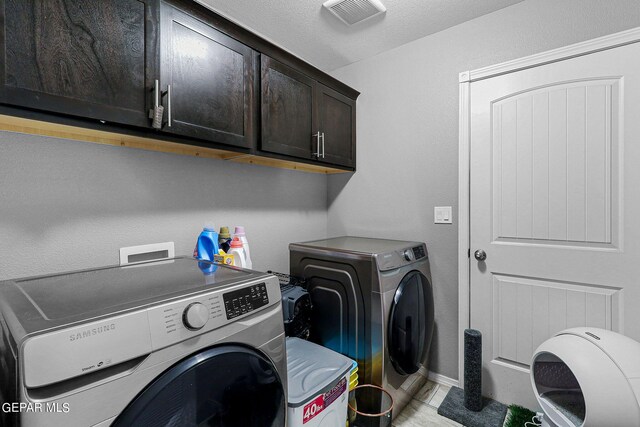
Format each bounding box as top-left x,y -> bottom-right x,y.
468,40 -> 640,408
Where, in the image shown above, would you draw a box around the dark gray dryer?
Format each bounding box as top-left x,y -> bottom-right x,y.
289,236 -> 434,418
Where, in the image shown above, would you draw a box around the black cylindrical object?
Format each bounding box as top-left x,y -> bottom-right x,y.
464,329 -> 483,411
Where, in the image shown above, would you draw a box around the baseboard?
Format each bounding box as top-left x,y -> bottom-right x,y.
428,372 -> 459,388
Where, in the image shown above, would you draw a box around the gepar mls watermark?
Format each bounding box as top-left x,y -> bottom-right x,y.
2,402 -> 70,413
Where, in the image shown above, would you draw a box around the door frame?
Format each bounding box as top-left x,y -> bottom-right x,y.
457,27 -> 640,385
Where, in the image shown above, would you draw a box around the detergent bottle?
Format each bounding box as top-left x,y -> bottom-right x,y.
229,237 -> 248,268
234,226 -> 252,269
194,226 -> 220,262
218,226 -> 232,253
194,226 -> 220,275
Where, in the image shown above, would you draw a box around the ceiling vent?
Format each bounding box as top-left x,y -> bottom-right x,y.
323,0 -> 386,25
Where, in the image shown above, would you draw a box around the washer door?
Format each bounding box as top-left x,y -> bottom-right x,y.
388,270 -> 434,375
112,345 -> 285,427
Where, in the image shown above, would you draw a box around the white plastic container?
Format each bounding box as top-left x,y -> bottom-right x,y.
286,337 -> 353,427
234,226 -> 252,269
228,237 -> 247,268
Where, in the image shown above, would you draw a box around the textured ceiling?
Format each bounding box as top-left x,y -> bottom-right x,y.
195,0 -> 524,72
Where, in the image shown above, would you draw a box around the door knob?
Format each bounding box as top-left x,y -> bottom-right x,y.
474,249 -> 487,261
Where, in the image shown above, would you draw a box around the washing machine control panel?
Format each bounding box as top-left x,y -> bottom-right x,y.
223,282 -> 269,320
147,276 -> 279,350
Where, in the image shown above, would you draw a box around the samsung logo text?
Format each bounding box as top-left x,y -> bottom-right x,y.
69,324 -> 116,342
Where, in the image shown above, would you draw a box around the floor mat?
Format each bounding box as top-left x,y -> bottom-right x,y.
437,386 -> 508,427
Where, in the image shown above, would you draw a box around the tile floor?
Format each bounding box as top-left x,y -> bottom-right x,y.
392,381 -> 463,427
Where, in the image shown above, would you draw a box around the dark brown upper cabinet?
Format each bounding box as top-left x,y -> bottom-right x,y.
158,2 -> 256,149
0,0 -> 357,172
261,55 -> 355,169
260,55 -> 315,160
316,83 -> 356,168
0,0 -> 156,128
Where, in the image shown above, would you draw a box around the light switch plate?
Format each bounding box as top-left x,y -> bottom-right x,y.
434,206 -> 452,224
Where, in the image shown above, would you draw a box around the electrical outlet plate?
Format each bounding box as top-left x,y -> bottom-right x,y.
119,242 -> 175,266
434,206 -> 453,224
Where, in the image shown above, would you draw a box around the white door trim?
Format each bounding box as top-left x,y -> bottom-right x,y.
457,26 -> 640,386
459,27 -> 640,84
457,78 -> 471,385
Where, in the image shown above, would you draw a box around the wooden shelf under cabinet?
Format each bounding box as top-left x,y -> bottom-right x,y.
0,115 -> 351,174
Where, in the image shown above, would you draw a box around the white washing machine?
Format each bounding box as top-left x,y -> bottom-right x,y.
0,257 -> 287,427
289,237 -> 435,419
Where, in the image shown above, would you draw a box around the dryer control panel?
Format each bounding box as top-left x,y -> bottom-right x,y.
377,243 -> 428,271
412,245 -> 426,260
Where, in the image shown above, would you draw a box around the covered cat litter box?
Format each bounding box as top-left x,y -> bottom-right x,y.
530,327 -> 640,427
287,337 -> 354,427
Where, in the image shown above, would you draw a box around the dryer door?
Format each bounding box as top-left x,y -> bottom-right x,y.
112,345 -> 285,427
388,270 -> 434,375
295,260 -> 368,378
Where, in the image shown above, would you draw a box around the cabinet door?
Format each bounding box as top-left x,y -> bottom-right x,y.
160,3 -> 255,148
316,84 -> 356,168
0,0 -> 154,127
260,55 -> 316,159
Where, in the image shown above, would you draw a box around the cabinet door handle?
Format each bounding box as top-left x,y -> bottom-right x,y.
166,84 -> 172,128
321,132 -> 325,158
154,79 -> 160,110
313,131 -> 321,158
149,79 -> 164,129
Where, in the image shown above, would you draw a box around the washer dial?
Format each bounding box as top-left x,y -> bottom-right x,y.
183,302 -> 209,330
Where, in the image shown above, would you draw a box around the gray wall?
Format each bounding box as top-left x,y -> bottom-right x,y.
0,131 -> 327,281
328,0 -> 640,380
